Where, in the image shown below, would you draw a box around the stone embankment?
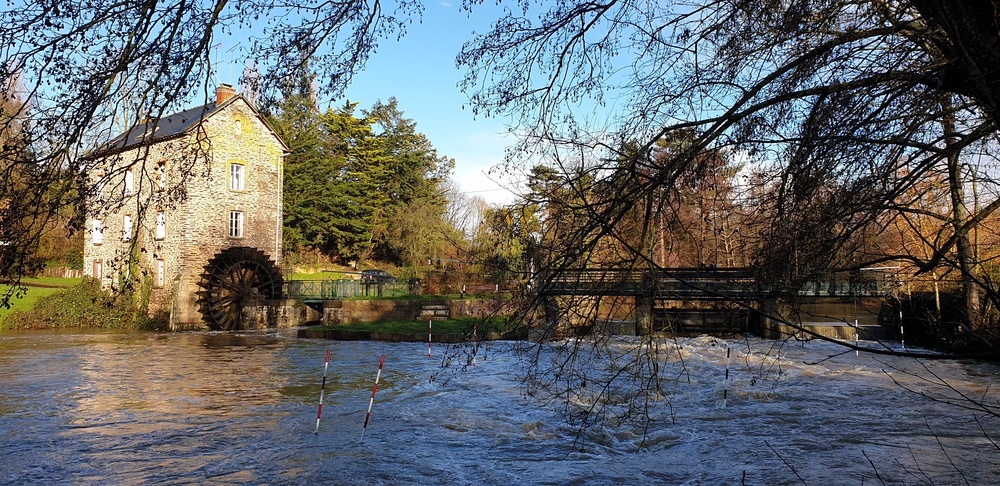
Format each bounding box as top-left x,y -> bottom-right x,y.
320,299 -> 495,326
243,298 -> 502,329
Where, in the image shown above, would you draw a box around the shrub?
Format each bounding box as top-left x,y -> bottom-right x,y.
1,279 -> 166,330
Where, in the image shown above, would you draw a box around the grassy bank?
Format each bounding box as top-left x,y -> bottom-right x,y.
323,317 -> 491,334
1,279 -> 165,331
325,316 -> 524,335
0,278 -> 80,322
302,316 -> 526,342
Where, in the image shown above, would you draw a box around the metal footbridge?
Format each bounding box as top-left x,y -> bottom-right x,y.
536,267 -> 887,300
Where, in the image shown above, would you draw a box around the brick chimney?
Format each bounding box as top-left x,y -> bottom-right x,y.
216,83 -> 237,105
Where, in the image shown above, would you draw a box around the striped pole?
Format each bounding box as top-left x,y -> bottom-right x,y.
723,347 -> 730,408
314,348 -> 331,434
899,309 -> 906,350
428,320 -> 433,357
854,319 -> 859,357
472,324 -> 478,367
360,354 -> 386,442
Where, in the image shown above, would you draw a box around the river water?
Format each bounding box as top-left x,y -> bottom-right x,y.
0,329 -> 997,485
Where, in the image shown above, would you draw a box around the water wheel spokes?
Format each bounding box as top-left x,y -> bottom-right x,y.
197,247 -> 282,330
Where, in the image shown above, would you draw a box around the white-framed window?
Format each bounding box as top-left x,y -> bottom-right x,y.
122,214 -> 132,241
155,211 -> 166,240
229,210 -> 244,238
95,171 -> 105,201
124,168 -> 134,195
229,162 -> 245,191
156,161 -> 167,191
92,259 -> 103,280
155,259 -> 165,288
92,219 -> 104,245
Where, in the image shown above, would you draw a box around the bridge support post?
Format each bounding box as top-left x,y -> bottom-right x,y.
543,296 -> 560,330
757,297 -> 781,339
635,294 -> 654,336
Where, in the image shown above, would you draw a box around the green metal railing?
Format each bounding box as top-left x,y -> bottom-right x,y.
285,279 -> 408,300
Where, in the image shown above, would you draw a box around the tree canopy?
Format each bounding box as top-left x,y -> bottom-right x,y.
265,73 -> 454,266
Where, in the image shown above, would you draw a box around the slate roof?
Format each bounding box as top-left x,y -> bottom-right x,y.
87,94 -> 288,159
104,102 -> 217,151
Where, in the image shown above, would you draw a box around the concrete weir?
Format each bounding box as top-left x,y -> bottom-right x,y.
241,299 -> 321,329
759,321 -> 892,341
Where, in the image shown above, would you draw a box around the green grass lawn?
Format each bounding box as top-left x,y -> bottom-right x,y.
0,278 -> 81,322
21,277 -> 81,288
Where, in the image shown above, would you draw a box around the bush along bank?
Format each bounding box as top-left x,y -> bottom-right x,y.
1,279 -> 168,331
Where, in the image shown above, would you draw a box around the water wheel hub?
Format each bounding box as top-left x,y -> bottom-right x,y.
196,247 -> 282,330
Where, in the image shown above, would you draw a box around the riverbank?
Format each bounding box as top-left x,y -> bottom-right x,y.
296,317 -> 526,342
297,328 -> 527,342
0,279 -> 167,331
0,277 -> 81,324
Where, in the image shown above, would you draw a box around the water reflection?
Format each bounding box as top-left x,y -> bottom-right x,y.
64,333 -> 295,424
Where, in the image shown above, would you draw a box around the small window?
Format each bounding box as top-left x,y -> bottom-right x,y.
229,210 -> 244,238
92,219 -> 104,245
155,259 -> 165,288
155,211 -> 166,240
95,171 -> 106,201
124,168 -> 134,195
92,259 -> 103,280
122,214 -> 132,241
156,161 -> 167,191
230,162 -> 245,191
234,119 -> 243,136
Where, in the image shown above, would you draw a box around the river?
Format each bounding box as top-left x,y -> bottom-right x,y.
0,329 -> 997,485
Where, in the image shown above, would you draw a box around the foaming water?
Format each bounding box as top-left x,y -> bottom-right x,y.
0,329 -> 997,484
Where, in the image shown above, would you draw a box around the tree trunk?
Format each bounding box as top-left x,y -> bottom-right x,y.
942,99 -> 983,329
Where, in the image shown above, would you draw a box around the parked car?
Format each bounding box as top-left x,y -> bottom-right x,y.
360,269 -> 397,284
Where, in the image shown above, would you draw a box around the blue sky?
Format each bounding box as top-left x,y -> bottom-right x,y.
211,2 -> 527,203
336,2 -> 520,204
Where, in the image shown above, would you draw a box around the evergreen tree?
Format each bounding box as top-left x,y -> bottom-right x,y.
322,102 -> 390,262
364,98 -> 454,265
268,75 -> 456,266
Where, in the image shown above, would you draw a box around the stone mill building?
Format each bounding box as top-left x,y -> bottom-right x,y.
83,84 -> 287,330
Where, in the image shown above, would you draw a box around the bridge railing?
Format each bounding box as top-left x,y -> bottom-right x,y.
537,267 -> 756,297
285,279 -> 408,300
537,267 -> 889,298
796,279 -> 883,297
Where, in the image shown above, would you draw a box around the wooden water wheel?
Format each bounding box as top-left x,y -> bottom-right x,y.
196,247 -> 283,330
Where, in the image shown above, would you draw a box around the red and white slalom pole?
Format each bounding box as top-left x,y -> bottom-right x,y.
314,348 -> 331,434
472,324 -> 478,367
722,347 -> 730,408
360,354 -> 386,442
428,320 -> 433,357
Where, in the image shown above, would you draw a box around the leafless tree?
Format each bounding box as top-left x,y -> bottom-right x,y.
458,0 -> 1000,331
453,0 -> 1000,440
